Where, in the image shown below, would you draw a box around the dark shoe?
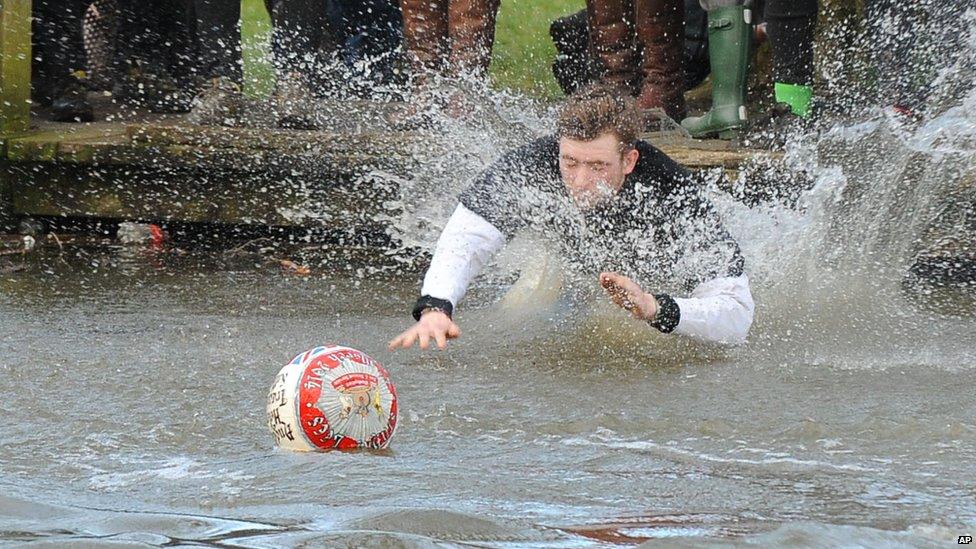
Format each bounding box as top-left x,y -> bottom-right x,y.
742,102 -> 809,149
185,77 -> 245,126
550,10 -> 601,96
274,71 -> 317,130
50,74 -> 95,123
634,0 -> 687,122
112,63 -> 192,113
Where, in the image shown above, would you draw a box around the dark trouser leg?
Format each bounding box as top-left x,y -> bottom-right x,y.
586,0 -> 638,92
550,10 -> 598,95
191,0 -> 242,82
764,0 -> 816,86
114,0 -> 178,72
332,0 -> 404,85
271,0 -> 331,77
765,0 -> 816,116
32,0 -> 89,103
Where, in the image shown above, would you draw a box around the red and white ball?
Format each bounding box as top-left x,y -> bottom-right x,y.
267,345 -> 398,451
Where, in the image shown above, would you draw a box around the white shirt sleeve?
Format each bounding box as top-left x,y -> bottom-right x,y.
420,203 -> 507,308
672,274 -> 755,345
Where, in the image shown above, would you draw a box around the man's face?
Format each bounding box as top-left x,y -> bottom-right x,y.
558,132 -> 639,209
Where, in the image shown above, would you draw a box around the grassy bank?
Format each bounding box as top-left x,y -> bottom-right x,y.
240,0 -> 583,100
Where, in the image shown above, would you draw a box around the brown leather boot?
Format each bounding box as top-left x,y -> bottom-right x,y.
634,0 -> 686,121
586,0 -> 638,93
447,0 -> 501,78
401,0 -> 450,79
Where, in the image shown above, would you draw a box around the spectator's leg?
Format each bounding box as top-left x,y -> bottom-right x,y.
33,0 -> 89,102
446,0 -> 501,79
765,0 -> 817,117
634,0 -> 686,120
191,0 -> 242,82
550,9 -> 600,95
111,0 -> 191,112
333,0 -> 404,88
271,0 -> 329,77
682,0 -> 710,90
586,0 -> 638,92
400,0 -> 449,80
680,0 -> 751,138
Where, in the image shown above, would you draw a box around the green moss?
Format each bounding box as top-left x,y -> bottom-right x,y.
490,0 -> 583,100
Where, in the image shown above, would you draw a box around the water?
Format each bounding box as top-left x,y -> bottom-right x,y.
1,238 -> 974,547
4,15 -> 976,549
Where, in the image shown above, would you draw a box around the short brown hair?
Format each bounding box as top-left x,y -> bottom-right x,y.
557,84 -> 641,152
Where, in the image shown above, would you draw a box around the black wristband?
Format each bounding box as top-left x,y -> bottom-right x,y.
648,293 -> 680,333
412,295 -> 454,321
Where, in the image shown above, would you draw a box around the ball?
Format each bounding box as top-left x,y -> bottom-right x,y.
267,345 -> 398,451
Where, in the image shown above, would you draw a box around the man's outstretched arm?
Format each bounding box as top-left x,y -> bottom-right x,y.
389,203 -> 506,350
601,272 -> 755,345
657,275 -> 755,344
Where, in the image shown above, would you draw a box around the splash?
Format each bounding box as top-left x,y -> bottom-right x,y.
372,10 -> 976,366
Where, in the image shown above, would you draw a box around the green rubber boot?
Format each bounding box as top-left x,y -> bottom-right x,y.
681,5 -> 753,139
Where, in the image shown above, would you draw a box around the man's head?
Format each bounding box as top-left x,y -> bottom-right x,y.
556,85 -> 641,208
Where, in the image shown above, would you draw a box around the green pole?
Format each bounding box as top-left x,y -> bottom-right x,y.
0,0 -> 32,135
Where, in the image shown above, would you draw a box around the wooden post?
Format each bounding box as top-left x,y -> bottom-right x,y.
0,0 -> 31,134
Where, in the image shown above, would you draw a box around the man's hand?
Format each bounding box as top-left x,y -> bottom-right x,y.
388,310 -> 461,351
600,272 -> 658,321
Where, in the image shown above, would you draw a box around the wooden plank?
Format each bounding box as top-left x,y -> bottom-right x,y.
125,123 -> 431,158
5,162 -> 397,227
656,143 -> 781,169
0,0 -> 31,134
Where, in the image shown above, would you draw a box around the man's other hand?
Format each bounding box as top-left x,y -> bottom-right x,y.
600,272 -> 658,321
388,310 -> 461,351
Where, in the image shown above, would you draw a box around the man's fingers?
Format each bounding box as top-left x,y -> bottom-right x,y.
392,334 -> 410,350
391,320 -> 461,352
389,328 -> 420,351
600,271 -> 622,288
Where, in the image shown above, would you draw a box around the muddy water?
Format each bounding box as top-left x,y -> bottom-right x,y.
0,239 -> 974,548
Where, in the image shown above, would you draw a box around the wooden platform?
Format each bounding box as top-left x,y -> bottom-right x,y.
0,115 -> 781,230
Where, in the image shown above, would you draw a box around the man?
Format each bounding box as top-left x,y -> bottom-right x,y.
389,86 -> 754,351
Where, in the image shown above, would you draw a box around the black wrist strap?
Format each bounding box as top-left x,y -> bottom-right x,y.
412,295 -> 454,321
648,293 -> 680,333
